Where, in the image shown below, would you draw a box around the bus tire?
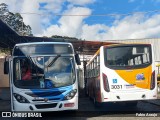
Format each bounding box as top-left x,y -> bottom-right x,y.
93,94 -> 101,108
85,87 -> 89,97
89,93 -> 92,100
88,89 -> 92,100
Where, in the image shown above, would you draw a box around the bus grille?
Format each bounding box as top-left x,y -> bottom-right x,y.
35,103 -> 57,109
26,91 -> 65,97
32,98 -> 60,102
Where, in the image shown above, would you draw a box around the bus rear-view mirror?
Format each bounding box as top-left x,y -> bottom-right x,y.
75,54 -> 81,65
4,57 -> 9,74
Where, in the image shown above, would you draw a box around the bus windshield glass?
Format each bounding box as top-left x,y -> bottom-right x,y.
105,45 -> 152,69
13,44 -> 73,56
13,56 -> 76,89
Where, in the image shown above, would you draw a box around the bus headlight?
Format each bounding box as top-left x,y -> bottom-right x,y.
13,93 -> 30,103
64,89 -> 77,100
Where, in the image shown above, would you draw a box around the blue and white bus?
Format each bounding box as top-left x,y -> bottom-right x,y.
4,42 -> 81,111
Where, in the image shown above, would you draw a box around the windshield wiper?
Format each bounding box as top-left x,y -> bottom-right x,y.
47,54 -> 61,67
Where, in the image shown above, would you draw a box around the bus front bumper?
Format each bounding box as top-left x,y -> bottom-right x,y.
102,89 -> 157,102
12,96 -> 78,112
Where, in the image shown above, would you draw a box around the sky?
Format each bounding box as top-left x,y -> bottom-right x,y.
1,0 -> 160,41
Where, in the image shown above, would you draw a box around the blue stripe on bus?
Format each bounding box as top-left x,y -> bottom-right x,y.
29,85 -> 73,100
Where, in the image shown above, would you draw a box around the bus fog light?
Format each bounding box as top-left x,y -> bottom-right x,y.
64,89 -> 77,100
13,93 -> 30,103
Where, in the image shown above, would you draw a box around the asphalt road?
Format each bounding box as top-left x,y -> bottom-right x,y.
0,88 -> 160,119
0,97 -> 160,119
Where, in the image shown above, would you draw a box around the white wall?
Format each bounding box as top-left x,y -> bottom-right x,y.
105,38 -> 160,64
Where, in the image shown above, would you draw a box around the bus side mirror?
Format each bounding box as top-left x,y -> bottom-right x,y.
75,54 -> 81,65
4,57 -> 9,74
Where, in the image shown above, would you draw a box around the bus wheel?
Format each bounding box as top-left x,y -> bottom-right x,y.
89,92 -> 92,100
125,101 -> 138,107
85,87 -> 89,96
88,89 -> 92,100
158,84 -> 160,93
93,95 -> 101,108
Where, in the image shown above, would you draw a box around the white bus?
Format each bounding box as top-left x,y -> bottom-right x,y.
85,43 -> 157,107
4,42 -> 81,111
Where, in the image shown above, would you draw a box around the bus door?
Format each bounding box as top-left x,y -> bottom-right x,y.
8,58 -> 14,111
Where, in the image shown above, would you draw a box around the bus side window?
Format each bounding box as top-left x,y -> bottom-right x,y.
94,57 -> 97,77
92,61 -> 94,77
94,58 -> 97,77
91,62 -> 93,78
89,63 -> 91,78
97,55 -> 100,76
15,60 -> 21,80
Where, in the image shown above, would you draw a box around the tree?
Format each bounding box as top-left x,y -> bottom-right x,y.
51,35 -> 79,41
0,3 -> 32,36
0,3 -> 8,15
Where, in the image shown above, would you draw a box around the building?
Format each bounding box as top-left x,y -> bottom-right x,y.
106,38 -> 160,64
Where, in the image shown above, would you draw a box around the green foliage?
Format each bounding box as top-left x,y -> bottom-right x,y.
51,35 -> 79,41
0,3 -> 32,36
0,48 -> 10,55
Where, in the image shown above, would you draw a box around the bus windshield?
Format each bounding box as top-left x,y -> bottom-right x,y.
13,56 -> 76,89
105,45 -> 152,69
